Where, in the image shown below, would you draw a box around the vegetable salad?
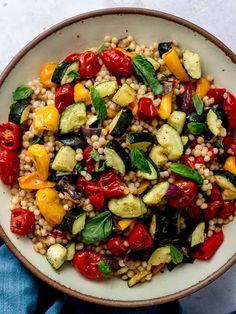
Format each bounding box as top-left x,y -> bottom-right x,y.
2,35 -> 236,287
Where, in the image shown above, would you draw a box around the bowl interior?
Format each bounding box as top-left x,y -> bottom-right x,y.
0,9 -> 236,306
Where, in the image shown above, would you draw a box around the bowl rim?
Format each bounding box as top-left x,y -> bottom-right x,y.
0,7 -> 236,308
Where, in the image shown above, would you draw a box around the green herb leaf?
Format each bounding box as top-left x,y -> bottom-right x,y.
98,260 -> 111,278
67,70 -> 80,79
192,94 -> 204,115
82,211 -> 112,244
130,148 -> 152,174
56,171 -> 72,177
90,87 -> 107,127
215,140 -> 224,150
170,163 -> 203,185
95,160 -> 107,173
76,162 -> 84,173
13,85 -> 33,101
187,122 -> 208,135
170,245 -> 183,264
96,43 -> 107,54
90,149 -> 100,162
132,55 -> 163,95
29,135 -> 44,146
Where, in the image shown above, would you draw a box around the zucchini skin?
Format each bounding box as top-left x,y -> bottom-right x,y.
110,108 -> 133,138
106,139 -> 131,172
214,170 -> 236,187
126,132 -> 155,144
57,132 -> 87,149
8,100 -> 31,124
59,208 -> 84,233
158,42 -> 172,58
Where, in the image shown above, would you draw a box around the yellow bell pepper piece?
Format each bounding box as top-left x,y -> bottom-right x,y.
36,188 -> 66,226
137,181 -> 150,194
33,106 -> 60,133
163,48 -> 189,82
107,108 -> 117,118
196,77 -> 211,99
115,48 -> 136,57
118,219 -> 134,231
74,83 -> 91,105
18,172 -> 56,190
40,63 -> 57,88
158,91 -> 173,119
224,156 -> 236,176
27,144 -> 50,181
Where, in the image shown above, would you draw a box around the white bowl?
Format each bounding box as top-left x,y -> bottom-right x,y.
0,8 -> 236,307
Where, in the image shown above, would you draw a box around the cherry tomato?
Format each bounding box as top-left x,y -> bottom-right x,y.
206,88 -> 226,104
223,92 -> 236,130
208,147 -> 215,161
168,180 -> 198,209
223,136 -> 234,151
180,155 -> 195,168
78,51 -> 101,78
10,208 -> 35,235
203,200 -> 223,219
83,146 -> 96,173
55,84 -> 74,113
106,236 -> 128,257
73,250 -> 103,279
99,49 -> 133,77
89,192 -> 105,210
137,97 -> 158,120
186,202 -> 201,219
49,229 -> 67,239
128,222 -> 153,251
0,122 -> 21,150
207,183 -> 222,202
0,150 -> 20,185
218,201 -> 235,219
99,170 -> 124,198
64,53 -> 80,61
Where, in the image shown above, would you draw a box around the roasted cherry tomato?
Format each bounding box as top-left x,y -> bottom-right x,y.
78,51 -> 101,78
218,201 -> 236,219
223,92 -> 236,130
128,222 -> 153,251
64,53 -> 81,61
55,84 -> 74,113
106,236 -> 128,257
99,48 -> 133,77
192,230 -> 224,260
83,146 -> 96,173
223,136 -> 234,151
10,208 -> 35,235
208,147 -> 215,161
0,150 -> 19,185
49,229 -> 67,239
186,202 -> 202,219
168,180 -> 198,209
73,249 -> 103,279
206,88 -> 226,104
0,122 -> 21,150
99,170 -> 124,198
137,97 -> 158,120
89,192 -> 105,210
207,183 -> 222,202
203,200 -> 223,219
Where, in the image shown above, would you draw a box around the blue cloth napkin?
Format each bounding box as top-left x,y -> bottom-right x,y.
0,238 -> 183,314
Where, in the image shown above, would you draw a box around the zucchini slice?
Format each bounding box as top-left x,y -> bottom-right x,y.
52,61 -> 79,85
158,42 -> 172,58
66,242 -> 76,261
46,244 -> 67,270
222,189 -> 236,200
147,58 -> 160,71
104,140 -> 130,175
167,111 -> 186,134
95,80 -> 118,97
214,175 -> 236,192
156,124 -> 184,161
60,102 -> 86,134
137,161 -> 158,180
52,146 -> 77,172
112,83 -> 136,106
143,182 -> 169,205
59,208 -> 86,235
148,246 -> 171,266
109,108 -> 133,138
182,49 -> 201,79
207,109 -> 221,136
108,194 -> 147,218
8,100 -> 31,124
126,132 -> 155,151
181,135 -> 189,146
191,222 -> 205,247
56,132 -> 87,149
86,114 -> 99,128
149,145 -> 168,168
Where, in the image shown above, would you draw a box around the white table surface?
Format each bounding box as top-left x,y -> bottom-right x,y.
0,1 -> 236,313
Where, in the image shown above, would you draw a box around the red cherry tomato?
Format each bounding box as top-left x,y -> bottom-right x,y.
223,92 -> 236,130
168,180 -> 198,209
106,236 -> 128,257
78,51 -> 101,78
223,136 -> 234,151
55,84 -> 74,113
49,229 -> 67,239
73,250 -> 103,279
128,222 -> 153,251
218,201 -> 235,219
206,88 -> 226,104
0,150 -> 20,185
0,122 -> 21,150
208,147 -> 215,161
10,208 -> 35,235
64,53 -> 80,61
137,97 -> 158,120
186,202 -> 202,219
99,49 -> 133,77
203,200 -> 223,219
89,192 -> 105,210
207,183 -> 222,202
99,170 -> 124,198
83,146 -> 96,173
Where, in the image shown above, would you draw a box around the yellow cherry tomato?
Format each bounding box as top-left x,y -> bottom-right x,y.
74,82 -> 91,105
163,48 -> 189,82
40,63 -> 57,88
158,92 -> 173,120
27,144 -> 50,180
33,106 -> 60,133
196,77 -> 211,99
18,172 -> 56,190
224,156 -> 236,176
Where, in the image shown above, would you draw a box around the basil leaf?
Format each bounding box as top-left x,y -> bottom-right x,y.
67,70 -> 80,79
76,162 -> 84,173
82,211 -> 112,244
132,55 -> 163,95
130,148 -> 151,174
13,85 -> 33,101
90,149 -> 100,162
96,43 -> 107,54
91,87 -> 107,127
170,245 -> 183,264
29,135 -> 44,146
98,260 -> 111,278
56,171 -> 72,177
215,140 -> 224,149
187,122 -> 208,135
192,94 -> 204,115
170,163 -> 203,185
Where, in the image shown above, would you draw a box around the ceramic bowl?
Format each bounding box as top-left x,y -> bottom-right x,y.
0,8 -> 236,307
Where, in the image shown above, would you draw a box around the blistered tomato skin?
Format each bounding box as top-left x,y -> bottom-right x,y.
106,236 -> 128,256
10,208 -> 35,235
128,222 -> 153,251
78,51 -> 101,78
0,150 -> 20,185
168,180 -> 198,209
55,84 -> 74,113
64,53 -> 80,61
73,250 -> 103,279
219,201 -> 236,219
